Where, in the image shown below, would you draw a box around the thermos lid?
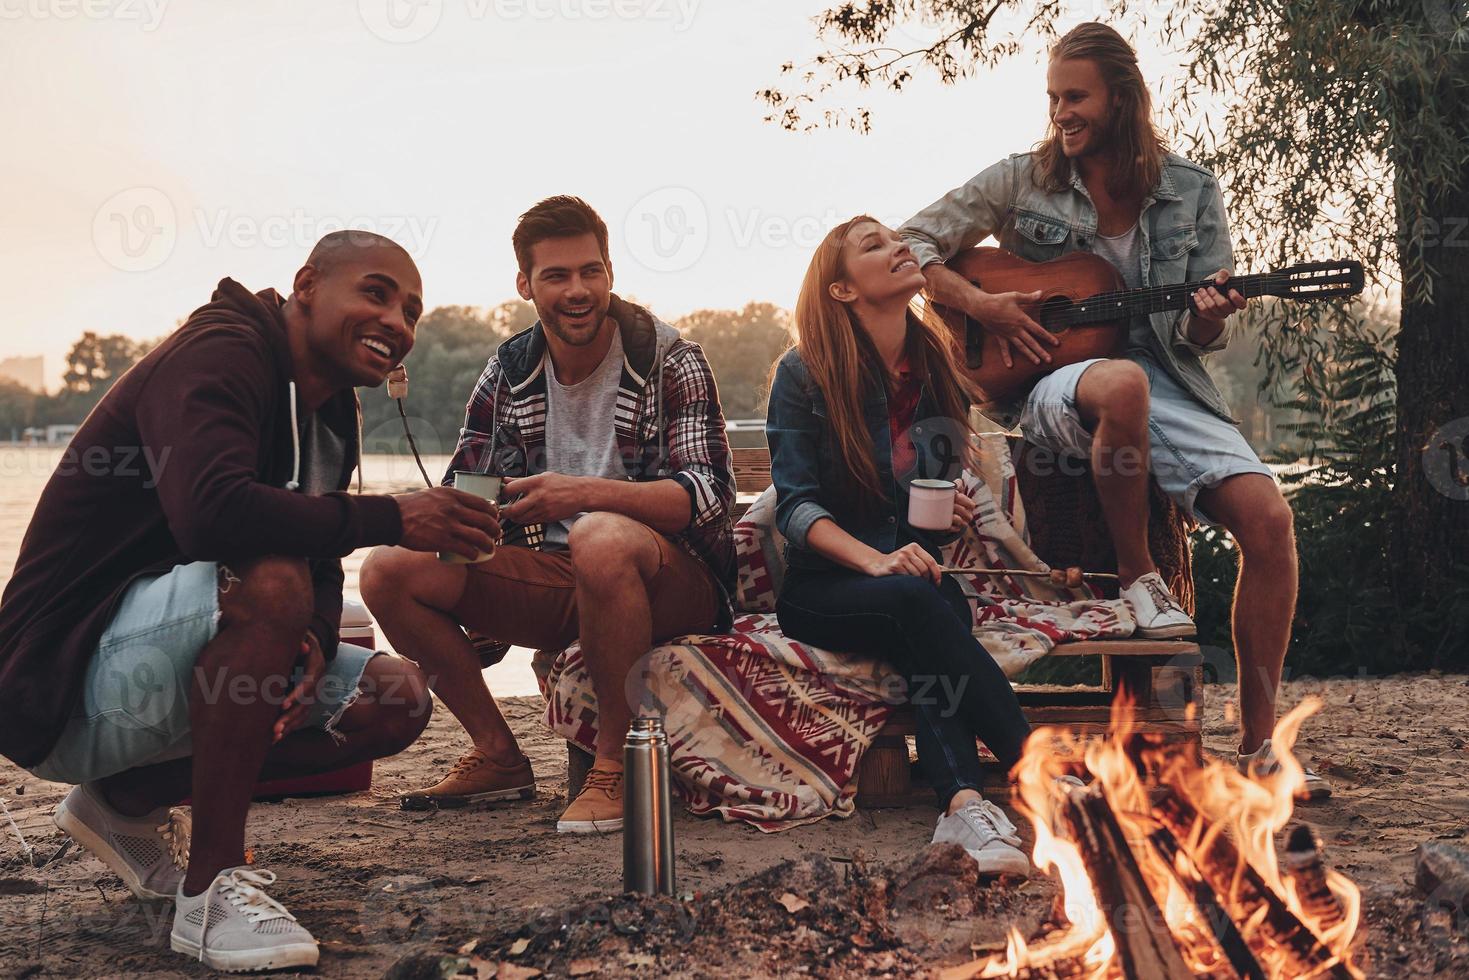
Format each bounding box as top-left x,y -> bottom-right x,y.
626,716 -> 666,740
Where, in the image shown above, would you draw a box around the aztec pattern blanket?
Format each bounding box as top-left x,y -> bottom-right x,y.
535,433 -> 1135,831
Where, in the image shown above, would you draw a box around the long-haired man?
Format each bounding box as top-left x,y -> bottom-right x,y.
900,22 -> 1329,798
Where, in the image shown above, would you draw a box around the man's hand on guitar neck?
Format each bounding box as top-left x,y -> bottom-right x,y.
922,262 -> 1059,368
1184,268 -> 1247,349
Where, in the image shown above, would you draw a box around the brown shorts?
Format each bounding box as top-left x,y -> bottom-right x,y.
449,527 -> 721,651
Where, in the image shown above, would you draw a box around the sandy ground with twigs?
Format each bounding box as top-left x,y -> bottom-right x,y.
2,675 -> 1466,978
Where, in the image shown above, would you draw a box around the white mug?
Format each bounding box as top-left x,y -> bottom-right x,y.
438,471 -> 503,564
907,479 -> 957,531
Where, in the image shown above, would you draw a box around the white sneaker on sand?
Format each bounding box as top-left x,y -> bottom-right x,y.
171,867 -> 319,972
1121,572 -> 1196,639
1238,739 -> 1334,801
54,782 -> 191,901
931,799 -> 1031,877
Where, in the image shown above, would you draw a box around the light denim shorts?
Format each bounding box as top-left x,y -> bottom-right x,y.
1017,354 -> 1275,526
32,561 -> 379,785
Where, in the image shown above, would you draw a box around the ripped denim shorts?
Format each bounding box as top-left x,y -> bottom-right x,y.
31,561 -> 378,785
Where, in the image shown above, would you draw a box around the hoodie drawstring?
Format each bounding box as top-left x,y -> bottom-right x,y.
285,380 -> 302,492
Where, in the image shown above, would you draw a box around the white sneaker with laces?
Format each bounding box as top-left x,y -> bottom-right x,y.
171,867 -> 319,972
931,799 -> 1031,877
1238,739 -> 1334,801
1121,572 -> 1196,639
54,782 -> 190,901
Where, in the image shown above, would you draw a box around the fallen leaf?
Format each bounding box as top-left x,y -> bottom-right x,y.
622,952 -> 656,967
469,957 -> 497,980
497,965 -> 541,980
568,960 -> 598,977
458,940 -> 480,955
776,892 -> 810,914
508,938 -> 531,957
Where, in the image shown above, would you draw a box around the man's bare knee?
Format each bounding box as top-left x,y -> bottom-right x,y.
568,513 -> 659,586
1078,359 -> 1149,424
217,556 -> 312,635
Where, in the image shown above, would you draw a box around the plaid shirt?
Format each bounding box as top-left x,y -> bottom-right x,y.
446,295 -> 737,628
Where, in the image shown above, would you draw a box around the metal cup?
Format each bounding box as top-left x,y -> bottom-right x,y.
438,471 -> 503,564
907,478 -> 957,531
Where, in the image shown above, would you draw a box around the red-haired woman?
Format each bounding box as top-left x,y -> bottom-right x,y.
767,216 -> 1033,876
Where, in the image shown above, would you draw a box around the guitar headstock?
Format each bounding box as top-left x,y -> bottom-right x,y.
1261,261 -> 1365,300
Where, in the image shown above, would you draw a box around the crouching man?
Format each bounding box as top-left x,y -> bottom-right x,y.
363,195 -> 736,833
0,232 -> 503,972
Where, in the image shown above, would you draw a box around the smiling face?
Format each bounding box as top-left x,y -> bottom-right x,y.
828,221 -> 926,308
515,232 -> 613,348
1047,57 -> 1116,159
295,245 -> 423,389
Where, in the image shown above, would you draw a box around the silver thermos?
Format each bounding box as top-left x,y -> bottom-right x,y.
623,717 -> 675,895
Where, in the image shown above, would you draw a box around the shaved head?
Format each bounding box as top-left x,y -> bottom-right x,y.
304,230 -> 414,278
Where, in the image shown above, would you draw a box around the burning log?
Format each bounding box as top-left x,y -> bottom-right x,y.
1058,785 -> 1194,980
1153,790 -> 1361,979
1283,824 -> 1347,934
1148,824 -> 1267,980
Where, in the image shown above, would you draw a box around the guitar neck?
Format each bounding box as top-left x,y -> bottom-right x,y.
1053,272 -> 1276,326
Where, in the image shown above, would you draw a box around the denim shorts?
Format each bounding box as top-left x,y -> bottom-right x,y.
1018,354 -> 1275,526
31,561 -> 379,785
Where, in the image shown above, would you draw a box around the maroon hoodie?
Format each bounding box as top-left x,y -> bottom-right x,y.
0,279 -> 403,768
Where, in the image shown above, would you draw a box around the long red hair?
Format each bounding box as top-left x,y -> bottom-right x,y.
784,215 -> 977,507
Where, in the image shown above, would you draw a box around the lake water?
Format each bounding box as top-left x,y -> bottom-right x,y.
0,448 -> 541,697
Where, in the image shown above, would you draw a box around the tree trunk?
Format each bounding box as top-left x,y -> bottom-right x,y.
1389,48 -> 1469,667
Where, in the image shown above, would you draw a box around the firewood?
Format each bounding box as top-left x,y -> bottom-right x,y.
1058,785 -> 1194,979
1148,824 -> 1267,980
1283,824 -> 1347,933
1153,790 -> 1361,979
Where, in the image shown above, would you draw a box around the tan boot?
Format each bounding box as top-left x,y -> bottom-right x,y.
556,760 -> 624,834
400,747 -> 535,809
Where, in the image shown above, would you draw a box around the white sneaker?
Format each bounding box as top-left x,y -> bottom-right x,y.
171,867 -> 319,972
1121,572 -> 1196,639
931,799 -> 1031,877
54,782 -> 191,901
1238,739 -> 1334,801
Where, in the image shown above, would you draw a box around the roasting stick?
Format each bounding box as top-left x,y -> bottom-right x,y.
939,565 -> 1119,587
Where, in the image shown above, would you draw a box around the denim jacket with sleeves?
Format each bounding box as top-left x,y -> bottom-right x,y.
765,346 -> 965,573
898,151 -> 1239,426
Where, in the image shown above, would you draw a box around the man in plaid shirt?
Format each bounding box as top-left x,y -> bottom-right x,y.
363,196 -> 735,833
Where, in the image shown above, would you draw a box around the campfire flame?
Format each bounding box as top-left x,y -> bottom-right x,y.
952,696 -> 1362,979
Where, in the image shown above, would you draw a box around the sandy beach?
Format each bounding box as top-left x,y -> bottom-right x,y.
1,673 -> 1465,978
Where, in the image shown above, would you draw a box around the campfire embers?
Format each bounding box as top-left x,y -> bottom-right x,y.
945,698 -> 1362,980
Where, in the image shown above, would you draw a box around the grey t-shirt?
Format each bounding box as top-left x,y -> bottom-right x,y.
1092,223 -> 1152,352
541,329 -> 628,550
297,410 -> 347,495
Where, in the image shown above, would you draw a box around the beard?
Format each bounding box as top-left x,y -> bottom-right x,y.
537,296 -> 611,348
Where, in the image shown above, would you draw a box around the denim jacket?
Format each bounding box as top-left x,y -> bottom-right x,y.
899,151 -> 1238,424
766,347 -> 964,572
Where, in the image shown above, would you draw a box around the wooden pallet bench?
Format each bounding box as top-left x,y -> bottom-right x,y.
566,444 -> 1203,806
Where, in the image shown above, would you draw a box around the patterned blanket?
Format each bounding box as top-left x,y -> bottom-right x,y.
535,433 -> 1135,830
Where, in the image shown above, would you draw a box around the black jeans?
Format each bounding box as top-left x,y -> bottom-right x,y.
776,568 -> 1032,808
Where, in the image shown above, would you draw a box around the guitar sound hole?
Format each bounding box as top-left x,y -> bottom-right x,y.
1039,295 -> 1073,335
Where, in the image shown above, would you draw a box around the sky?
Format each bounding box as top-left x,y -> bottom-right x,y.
0,0 -> 1197,390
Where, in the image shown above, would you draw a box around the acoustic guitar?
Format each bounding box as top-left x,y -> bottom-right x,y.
931,247 -> 1364,402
